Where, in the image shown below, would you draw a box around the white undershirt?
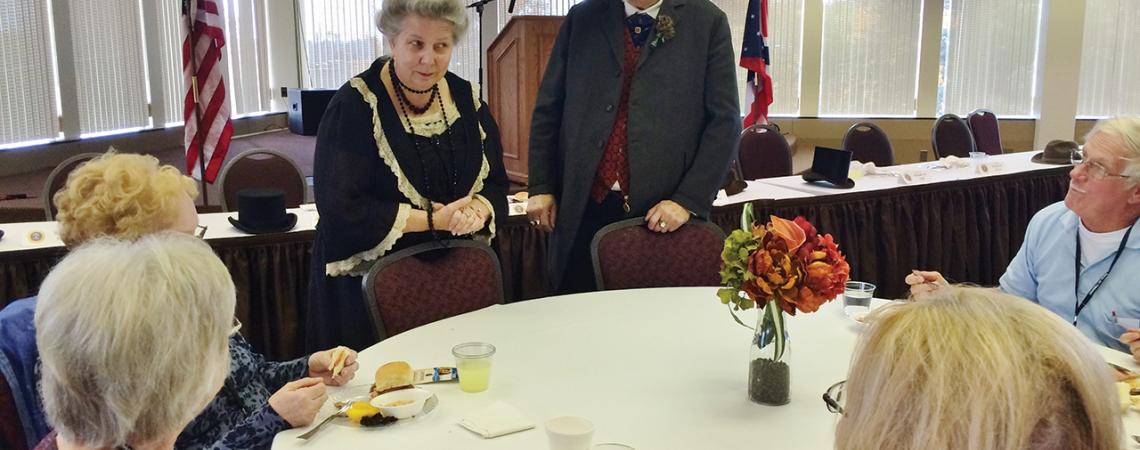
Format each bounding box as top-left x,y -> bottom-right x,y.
624,0 -> 662,18
1078,221 -> 1129,268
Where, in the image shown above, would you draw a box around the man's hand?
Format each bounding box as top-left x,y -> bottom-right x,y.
904,270 -> 949,298
1120,329 -> 1140,363
308,346 -> 359,386
268,377 -> 327,427
645,200 -> 690,233
526,194 -> 557,232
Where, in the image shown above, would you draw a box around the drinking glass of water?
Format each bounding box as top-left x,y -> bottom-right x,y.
843,281 -> 876,318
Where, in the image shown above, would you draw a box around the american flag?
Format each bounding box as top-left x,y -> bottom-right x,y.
740,0 -> 772,127
182,0 -> 233,182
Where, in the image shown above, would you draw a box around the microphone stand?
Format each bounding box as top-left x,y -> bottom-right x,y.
466,0 -> 498,100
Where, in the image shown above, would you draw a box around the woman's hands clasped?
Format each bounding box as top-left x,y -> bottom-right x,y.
432,196 -> 489,236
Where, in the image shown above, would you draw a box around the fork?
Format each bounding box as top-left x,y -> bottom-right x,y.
297,402 -> 352,440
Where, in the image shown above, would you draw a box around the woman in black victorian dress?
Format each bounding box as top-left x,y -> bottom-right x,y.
306,0 -> 508,352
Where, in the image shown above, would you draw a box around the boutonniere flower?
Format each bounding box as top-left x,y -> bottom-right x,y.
651,14 -> 675,48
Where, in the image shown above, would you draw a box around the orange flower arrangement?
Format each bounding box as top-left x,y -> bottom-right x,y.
718,214 -> 850,320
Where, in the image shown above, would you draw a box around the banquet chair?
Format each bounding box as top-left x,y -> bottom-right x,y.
42,153 -> 101,220
218,148 -> 306,212
931,114 -> 976,159
591,218 -> 726,290
0,375 -> 28,450
737,124 -> 792,180
967,109 -> 1004,155
362,240 -> 503,340
0,298 -> 45,450
842,122 -> 895,166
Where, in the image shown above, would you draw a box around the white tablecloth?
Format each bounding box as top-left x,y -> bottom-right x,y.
754,151 -> 1061,196
271,287 -> 1140,449
0,206 -> 320,254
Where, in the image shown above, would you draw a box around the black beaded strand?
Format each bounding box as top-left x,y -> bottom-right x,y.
388,62 -> 462,237
390,61 -> 436,114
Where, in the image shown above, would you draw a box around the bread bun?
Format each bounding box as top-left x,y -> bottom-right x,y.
371,361 -> 413,397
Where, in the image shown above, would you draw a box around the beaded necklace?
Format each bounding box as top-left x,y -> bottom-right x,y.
388,61 -> 461,234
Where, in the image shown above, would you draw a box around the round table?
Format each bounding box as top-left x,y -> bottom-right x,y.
272,287 -> 1140,449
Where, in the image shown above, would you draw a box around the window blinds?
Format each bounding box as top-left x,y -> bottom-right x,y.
0,0 -> 58,146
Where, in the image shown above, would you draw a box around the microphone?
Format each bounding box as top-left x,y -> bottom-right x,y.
508,0 -> 516,14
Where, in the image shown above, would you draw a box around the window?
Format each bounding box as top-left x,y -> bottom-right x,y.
819,0 -> 923,117
938,0 -> 1041,117
716,0 -> 802,115
1076,0 -> 1140,118
67,0 -> 150,135
221,0 -> 272,116
496,0 -> 578,25
299,0 -> 481,90
298,0 -> 384,89
156,0 -> 187,127
0,0 -> 58,147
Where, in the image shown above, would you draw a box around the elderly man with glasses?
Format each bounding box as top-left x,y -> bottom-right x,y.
908,116 -> 1140,359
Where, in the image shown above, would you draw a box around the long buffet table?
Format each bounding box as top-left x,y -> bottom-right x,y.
0,151 -> 1071,359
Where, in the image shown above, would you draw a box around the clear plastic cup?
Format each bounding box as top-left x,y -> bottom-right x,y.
843,281 -> 876,318
453,342 -> 495,393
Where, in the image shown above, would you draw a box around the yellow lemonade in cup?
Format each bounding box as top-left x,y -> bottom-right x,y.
452,342 -> 496,393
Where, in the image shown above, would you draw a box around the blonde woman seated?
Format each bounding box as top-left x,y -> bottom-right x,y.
834,286 -> 1122,450
33,233 -> 234,450
0,152 -> 357,449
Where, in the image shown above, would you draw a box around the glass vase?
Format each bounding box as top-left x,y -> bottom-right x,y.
748,299 -> 790,405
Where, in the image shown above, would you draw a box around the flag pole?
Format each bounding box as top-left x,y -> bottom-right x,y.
183,0 -> 210,207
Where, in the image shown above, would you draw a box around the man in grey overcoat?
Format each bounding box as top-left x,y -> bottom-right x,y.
526,0 -> 740,294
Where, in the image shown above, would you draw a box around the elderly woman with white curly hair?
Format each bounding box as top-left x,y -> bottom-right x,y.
31,233 -> 235,450
306,0 -> 509,351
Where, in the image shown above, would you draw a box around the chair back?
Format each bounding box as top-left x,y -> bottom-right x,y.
591,218 -> 727,290
931,114 -> 976,159
841,122 -> 895,166
966,109 -> 1003,155
218,149 -> 306,212
362,240 -> 504,340
0,372 -> 28,450
0,298 -> 48,450
737,124 -> 792,180
42,153 -> 101,220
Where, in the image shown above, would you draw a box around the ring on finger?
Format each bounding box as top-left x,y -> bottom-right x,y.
658,220 -> 668,230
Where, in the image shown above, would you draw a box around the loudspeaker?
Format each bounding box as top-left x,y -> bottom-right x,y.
287,88 -> 336,136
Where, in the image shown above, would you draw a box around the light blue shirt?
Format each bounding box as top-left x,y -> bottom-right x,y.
1000,201 -> 1140,352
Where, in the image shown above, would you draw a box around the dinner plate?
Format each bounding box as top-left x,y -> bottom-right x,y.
324,385 -> 439,430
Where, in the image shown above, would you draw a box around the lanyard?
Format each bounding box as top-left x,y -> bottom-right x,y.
1072,221 -> 1136,325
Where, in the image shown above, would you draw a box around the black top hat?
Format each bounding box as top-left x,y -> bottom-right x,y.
802,147 -> 855,189
227,188 -> 298,234
1032,140 -> 1078,165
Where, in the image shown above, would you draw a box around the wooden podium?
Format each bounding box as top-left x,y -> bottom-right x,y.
487,16 -> 564,184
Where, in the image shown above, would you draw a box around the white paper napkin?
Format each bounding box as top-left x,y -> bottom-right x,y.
938,155 -> 971,169
458,401 -> 536,438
